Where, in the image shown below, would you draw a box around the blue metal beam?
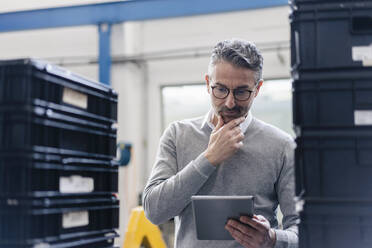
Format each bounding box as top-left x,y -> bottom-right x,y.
0,0 -> 288,32
98,23 -> 112,85
0,0 -> 288,86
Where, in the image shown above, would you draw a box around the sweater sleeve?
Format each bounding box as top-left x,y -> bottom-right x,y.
274,139 -> 299,248
142,123 -> 216,225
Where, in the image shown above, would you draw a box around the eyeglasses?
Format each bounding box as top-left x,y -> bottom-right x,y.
211,84 -> 254,101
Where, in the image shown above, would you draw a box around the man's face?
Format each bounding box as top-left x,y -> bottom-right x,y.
206,61 -> 262,124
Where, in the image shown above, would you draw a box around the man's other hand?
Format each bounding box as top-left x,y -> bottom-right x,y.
225,215 -> 276,248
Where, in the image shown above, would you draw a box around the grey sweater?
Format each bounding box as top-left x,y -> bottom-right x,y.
143,116 -> 299,248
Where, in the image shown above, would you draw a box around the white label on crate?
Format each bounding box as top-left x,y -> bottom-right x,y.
355,110 -> 372,125
363,60 -> 372,67
33,243 -> 50,248
62,211 -> 89,229
62,87 -> 88,109
59,175 -> 94,193
352,45 -> 372,66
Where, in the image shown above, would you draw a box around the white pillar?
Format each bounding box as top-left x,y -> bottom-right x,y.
110,21 -> 148,245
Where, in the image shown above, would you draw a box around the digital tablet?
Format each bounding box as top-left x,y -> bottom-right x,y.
191,195 -> 254,240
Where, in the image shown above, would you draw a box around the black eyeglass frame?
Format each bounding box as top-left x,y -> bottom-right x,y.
210,85 -> 255,101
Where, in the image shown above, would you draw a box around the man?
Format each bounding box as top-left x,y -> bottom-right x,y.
143,39 -> 298,248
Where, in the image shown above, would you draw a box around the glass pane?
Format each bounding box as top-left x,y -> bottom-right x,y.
251,79 -> 294,137
162,84 -> 210,129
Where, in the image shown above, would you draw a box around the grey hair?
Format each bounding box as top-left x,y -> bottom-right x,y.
208,39 -> 263,85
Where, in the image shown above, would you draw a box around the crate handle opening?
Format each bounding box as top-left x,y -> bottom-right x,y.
352,16 -> 372,34
292,30 -> 301,70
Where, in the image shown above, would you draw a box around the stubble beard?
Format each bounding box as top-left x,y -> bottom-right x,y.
216,105 -> 249,124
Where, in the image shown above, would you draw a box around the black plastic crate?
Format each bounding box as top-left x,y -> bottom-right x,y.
0,152 -> 118,197
295,128 -> 372,199
0,104 -> 116,158
1,145 -> 116,163
0,59 -> 117,122
0,98 -> 115,132
1,231 -> 118,248
293,69 -> 372,128
299,199 -> 372,248
0,196 -> 119,245
290,2 -> 372,70
30,98 -> 116,130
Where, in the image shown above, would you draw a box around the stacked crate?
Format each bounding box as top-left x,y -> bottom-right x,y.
290,1 -> 372,247
0,59 -> 119,248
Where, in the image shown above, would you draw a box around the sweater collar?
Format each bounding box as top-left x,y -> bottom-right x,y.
201,109 -> 253,133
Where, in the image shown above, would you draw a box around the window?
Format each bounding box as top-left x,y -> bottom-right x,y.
161,84 -> 210,129
251,79 -> 294,137
161,79 -> 293,137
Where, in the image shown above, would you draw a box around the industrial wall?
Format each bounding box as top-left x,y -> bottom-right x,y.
0,4 -> 290,245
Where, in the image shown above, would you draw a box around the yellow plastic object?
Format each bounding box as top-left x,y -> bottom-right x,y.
123,206 -> 167,248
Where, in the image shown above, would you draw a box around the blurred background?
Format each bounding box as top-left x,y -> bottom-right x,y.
0,1 -> 292,246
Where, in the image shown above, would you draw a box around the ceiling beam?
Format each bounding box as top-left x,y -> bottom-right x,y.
0,0 -> 288,32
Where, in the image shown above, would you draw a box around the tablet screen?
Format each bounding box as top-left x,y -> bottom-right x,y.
191,195 -> 254,240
